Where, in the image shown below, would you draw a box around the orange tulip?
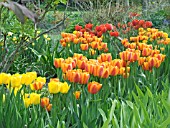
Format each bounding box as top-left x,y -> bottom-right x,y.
73,72 -> 81,83
73,38 -> 79,44
77,60 -> 86,70
46,104 -> 52,111
79,72 -> 90,84
111,59 -> 123,68
98,53 -> 112,62
142,48 -> 152,56
41,97 -> 50,108
50,78 -> 60,82
91,41 -> 99,49
109,66 -> 119,76
148,57 -> 158,68
119,67 -> 125,75
119,51 -> 128,61
85,63 -> 94,74
151,50 -> 160,56
61,63 -> 73,73
61,42 -> 67,47
54,58 -> 64,68
101,42 -> 107,49
30,81 -> 44,90
138,57 -> 146,66
73,53 -> 83,60
74,91 -> 81,99
121,38 -> 129,47
88,81 -> 102,94
128,43 -> 136,49
80,44 -> 88,51
142,62 -> 150,70
101,68 -> 109,78
93,65 -> 104,77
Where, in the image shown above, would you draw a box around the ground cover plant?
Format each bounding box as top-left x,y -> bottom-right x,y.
0,0 -> 170,128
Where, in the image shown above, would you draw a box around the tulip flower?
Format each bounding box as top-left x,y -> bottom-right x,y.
46,104 -> 52,111
21,73 -> 34,85
98,53 -> 112,62
85,63 -> 94,74
60,82 -> 70,93
54,58 -> 64,68
74,91 -> 81,99
101,68 -> 110,78
30,93 -> 41,105
110,31 -> 119,37
105,23 -> 113,31
50,78 -> 60,82
85,23 -> 93,30
30,81 -> 44,90
36,77 -> 46,83
80,44 -> 89,51
41,97 -> 50,108
121,38 -> 129,47
79,72 -> 90,84
109,66 -> 119,76
10,74 -> 22,88
75,25 -> 82,31
0,73 -> 11,85
88,81 -> 102,94
48,81 -> 61,94
77,60 -> 86,70
61,63 -> 73,73
24,97 -> 31,108
26,72 -> 37,81
142,48 -> 152,56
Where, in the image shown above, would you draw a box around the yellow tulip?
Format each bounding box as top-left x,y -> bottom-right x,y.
21,73 -> 34,85
30,93 -> 41,105
36,77 -> 46,83
60,82 -> 70,94
48,81 -> 61,94
24,98 -> 31,108
0,73 -> 11,85
26,72 -> 37,82
10,74 -> 22,88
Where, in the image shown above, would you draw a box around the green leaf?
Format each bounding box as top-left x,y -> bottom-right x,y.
135,83 -> 144,97
126,100 -> 134,109
146,86 -> 153,98
29,47 -> 42,61
98,108 -> 107,122
57,120 -> 61,128
83,122 -> 88,128
102,100 -> 117,128
158,116 -> 170,128
162,99 -> 170,114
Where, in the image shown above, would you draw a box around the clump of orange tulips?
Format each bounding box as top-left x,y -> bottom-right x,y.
54,52 -> 130,80
60,31 -> 109,53
65,69 -> 90,84
120,27 -> 169,71
41,97 -> 52,111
